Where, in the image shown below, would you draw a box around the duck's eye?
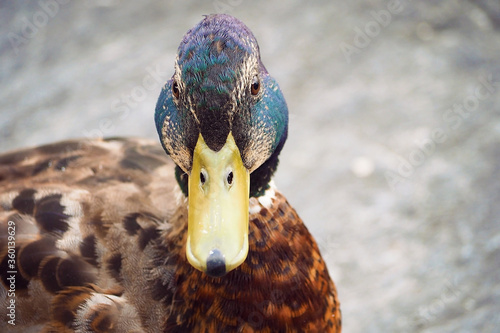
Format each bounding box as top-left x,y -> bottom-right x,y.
200,169 -> 207,186
226,171 -> 233,186
172,80 -> 180,99
251,75 -> 260,95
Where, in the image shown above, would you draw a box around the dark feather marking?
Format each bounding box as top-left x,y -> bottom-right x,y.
149,265 -> 177,302
18,237 -> 56,278
123,213 -> 142,235
12,188 -> 37,215
57,257 -> 97,288
106,253 -> 122,282
40,256 -> 62,293
32,158 -> 53,175
277,206 -> 286,217
80,235 -> 98,266
89,214 -> 108,239
103,136 -> 127,142
150,277 -> 171,302
55,155 -> 81,171
77,174 -> 130,187
138,226 -> 160,250
35,194 -> 70,234
123,211 -> 162,235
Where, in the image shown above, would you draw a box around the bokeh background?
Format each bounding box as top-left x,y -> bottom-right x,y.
1,1 -> 500,332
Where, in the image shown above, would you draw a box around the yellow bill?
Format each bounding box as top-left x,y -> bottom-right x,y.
187,132 -> 250,277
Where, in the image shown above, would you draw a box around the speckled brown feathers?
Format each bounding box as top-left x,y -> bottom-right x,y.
0,138 -> 340,332
148,191 -> 341,332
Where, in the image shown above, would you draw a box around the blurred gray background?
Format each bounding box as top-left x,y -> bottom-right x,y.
1,0 -> 499,332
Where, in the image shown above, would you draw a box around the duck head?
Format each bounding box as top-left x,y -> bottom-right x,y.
155,14 -> 288,277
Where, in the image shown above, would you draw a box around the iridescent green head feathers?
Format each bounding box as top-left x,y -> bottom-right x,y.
155,14 -> 288,198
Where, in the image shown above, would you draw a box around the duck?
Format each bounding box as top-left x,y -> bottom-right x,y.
0,14 -> 341,332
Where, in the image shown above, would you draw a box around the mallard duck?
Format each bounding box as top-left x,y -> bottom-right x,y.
0,14 -> 341,332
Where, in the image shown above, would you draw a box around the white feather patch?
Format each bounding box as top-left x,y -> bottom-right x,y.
249,180 -> 277,214
55,189 -> 90,252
